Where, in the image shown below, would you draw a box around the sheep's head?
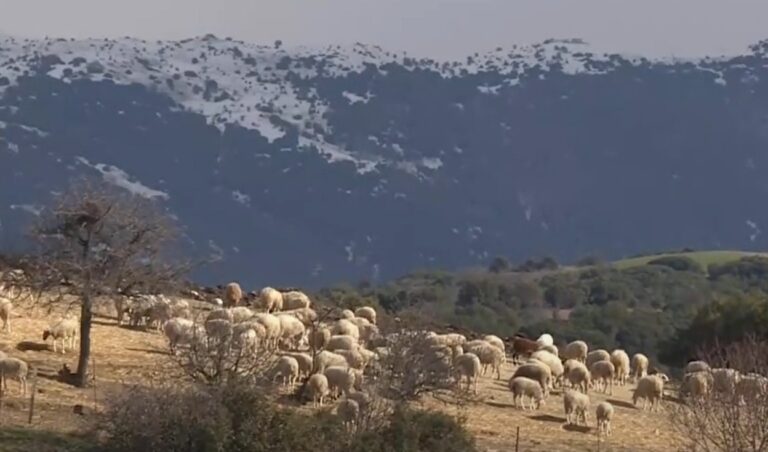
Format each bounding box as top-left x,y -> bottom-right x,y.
42,329 -> 51,341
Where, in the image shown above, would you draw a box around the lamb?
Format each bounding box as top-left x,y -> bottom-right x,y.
230,306 -> 255,323
565,360 -> 591,393
334,348 -> 376,371
536,333 -> 554,347
277,314 -> 306,350
454,353 -> 482,394
0,357 -> 30,395
281,307 -> 318,327
511,336 -> 540,364
359,323 -> 380,346
232,322 -> 264,353
259,287 -> 283,313
347,391 -> 372,415
281,352 -> 313,377
595,401 -> 614,436
350,317 -> 371,330
685,360 -> 710,374
631,353 -> 649,382
564,389 -> 590,426
272,355 -> 299,387
331,319 -> 360,340
313,350 -> 349,373
610,349 -> 630,386
483,335 -> 505,353
324,365 -> 362,397
530,350 -> 564,387
586,349 -> 610,369
42,317 -> 78,354
633,374 -> 668,411
509,376 -> 544,410
206,308 -> 234,323
471,342 -> 505,380
282,291 -> 311,310
163,317 -> 201,354
336,398 -> 360,429
309,326 -> 332,350
590,360 -> 615,395
253,313 -> 282,350
305,373 -> 330,407
224,282 -> 243,307
512,363 -> 552,398
539,344 -> 558,356
354,306 -> 377,324
562,340 -> 588,362
680,370 -> 713,399
1,297 -> 12,333
340,309 -> 355,320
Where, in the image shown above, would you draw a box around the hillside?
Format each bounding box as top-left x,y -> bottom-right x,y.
2,35 -> 768,287
612,250 -> 768,269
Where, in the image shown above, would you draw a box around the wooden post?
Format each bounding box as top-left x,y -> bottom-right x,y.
28,374 -> 38,424
92,356 -> 98,413
0,372 -> 5,422
515,426 -> 520,452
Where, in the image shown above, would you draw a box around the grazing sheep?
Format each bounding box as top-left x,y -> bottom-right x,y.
471,342 -> 505,380
334,348 -> 375,371
454,353 -> 482,394
305,373 -> 330,407
427,333 -> 467,348
736,374 -> 768,402
232,322 -> 264,353
565,360 -> 591,394
685,360 -> 710,375
1,297 -> 12,333
596,401 -> 614,436
253,313 -> 282,350
633,374 -> 668,411
509,376 -> 544,410
230,306 -> 255,323
350,317 -> 371,330
313,350 -> 349,373
326,335 -> 359,351
282,291 -> 311,310
590,360 -> 615,394
354,306 -> 377,324
163,317 -> 201,354
0,357 -> 29,395
324,366 -> 361,397
277,314 -> 306,350
309,327 -> 332,350
359,323 -> 380,346
530,350 -> 564,387
113,296 -> 132,326
513,363 -> 552,398
631,353 -> 649,382
536,333 -> 554,347
259,287 -> 284,313
539,344 -> 559,356
347,391 -> 372,415
564,389 -> 590,426
272,356 -> 300,387
340,309 -> 355,320
282,352 -> 313,377
483,335 -> 505,353
681,371 -> 713,399
610,349 -> 631,386
223,282 -> 243,307
337,398 -> 360,429
331,319 -> 360,340
711,368 -> 741,394
562,340 -> 588,362
281,307 -> 318,327
42,317 -> 78,354
206,308 -> 234,323
511,336 -> 540,364
204,319 -> 233,345
586,349 -> 611,369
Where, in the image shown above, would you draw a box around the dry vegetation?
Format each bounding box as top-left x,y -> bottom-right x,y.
0,297 -> 679,452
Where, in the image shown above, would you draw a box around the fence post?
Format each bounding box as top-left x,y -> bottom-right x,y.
28,374 -> 38,424
515,426 -> 520,452
92,356 -> 98,413
0,373 -> 4,423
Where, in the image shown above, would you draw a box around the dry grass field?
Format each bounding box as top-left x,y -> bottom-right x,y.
0,299 -> 679,452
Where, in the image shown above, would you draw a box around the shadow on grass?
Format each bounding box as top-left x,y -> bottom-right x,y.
0,427 -> 92,452
124,347 -> 167,356
16,341 -> 50,352
529,414 -> 566,424
562,423 -> 592,434
607,398 -> 636,409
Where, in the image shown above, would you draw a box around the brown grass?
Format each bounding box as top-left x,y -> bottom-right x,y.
0,301 -> 676,451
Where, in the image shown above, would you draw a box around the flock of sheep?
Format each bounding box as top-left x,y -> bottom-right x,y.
3,274 -> 768,439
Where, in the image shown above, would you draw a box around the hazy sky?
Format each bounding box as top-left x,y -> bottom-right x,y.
2,0 -> 767,59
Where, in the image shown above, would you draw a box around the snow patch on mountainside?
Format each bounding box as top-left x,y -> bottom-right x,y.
75,156 -> 169,200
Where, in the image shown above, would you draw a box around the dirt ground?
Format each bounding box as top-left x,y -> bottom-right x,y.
0,300 -> 678,451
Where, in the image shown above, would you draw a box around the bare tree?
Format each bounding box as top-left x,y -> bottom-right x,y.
28,178 -> 187,387
667,336 -> 768,452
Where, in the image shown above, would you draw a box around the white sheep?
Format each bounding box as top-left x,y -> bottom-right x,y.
337,398 -> 360,430
428,333 -> 467,348
281,352 -> 313,377
565,360 -> 591,394
232,322 -> 264,353
313,350 -> 349,373
530,350 -> 564,388
610,349 -> 630,386
281,307 -> 318,327
483,335 -> 505,353
272,355 -> 299,387
512,363 -> 552,398
224,282 -> 243,307
350,317 -> 371,329
590,360 -> 615,395
736,374 -> 768,402
204,318 -> 233,345
163,317 -> 200,354
631,353 -> 649,382
454,352 -> 482,394
596,401 -> 614,436
509,376 -> 544,410
259,287 -> 283,313
354,306 -> 377,324
277,314 -> 306,350
562,340 -> 588,362
359,323 -> 380,346
282,291 -> 311,310
331,319 -> 360,340
310,326 -> 332,350
334,348 -> 376,371
711,368 -> 741,394
586,349 -> 610,369
230,306 -> 255,323
539,344 -> 559,356
324,365 -> 362,397
469,342 -> 505,380
339,309 -> 355,320
42,317 -> 78,354
685,360 -> 710,374
681,370 -> 713,399
0,357 -> 29,395
564,389 -> 590,426
206,308 -> 234,323
305,373 -> 330,407
1,297 -> 12,333
536,333 -> 554,347
347,391 -> 372,415
633,374 -> 668,411
253,313 -> 282,350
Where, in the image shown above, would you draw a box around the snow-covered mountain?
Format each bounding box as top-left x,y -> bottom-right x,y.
2,34 -> 768,287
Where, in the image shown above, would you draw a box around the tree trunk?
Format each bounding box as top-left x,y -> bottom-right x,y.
75,295 -> 93,388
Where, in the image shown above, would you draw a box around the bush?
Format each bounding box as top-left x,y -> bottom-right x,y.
647,256 -> 703,273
